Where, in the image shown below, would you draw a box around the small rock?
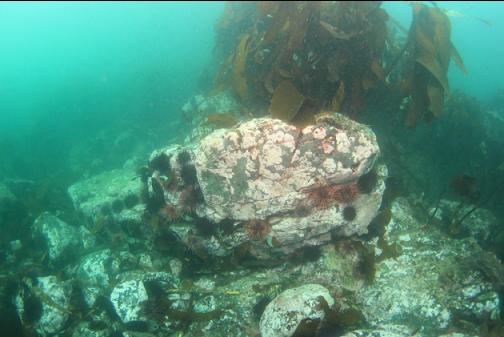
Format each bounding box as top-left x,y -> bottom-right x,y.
76,249 -> 121,307
32,212 -> 80,265
110,278 -> 148,323
260,284 -> 335,337
15,276 -> 73,336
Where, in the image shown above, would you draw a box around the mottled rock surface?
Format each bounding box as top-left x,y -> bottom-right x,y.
147,114 -> 386,257
195,116 -> 379,223
77,249 -> 121,307
32,212 -> 80,264
357,198 -> 501,335
68,167 -> 144,228
259,284 -> 335,337
15,276 -> 73,336
110,271 -> 183,335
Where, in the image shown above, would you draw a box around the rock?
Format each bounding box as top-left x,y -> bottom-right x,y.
71,321 -> 111,337
110,277 -> 149,323
110,271 -> 183,334
357,198 -> 502,335
341,325 -> 413,337
76,249 -> 121,307
15,276 -> 73,337
32,212 -> 81,265
0,183 -> 16,213
146,114 -> 385,257
181,91 -> 242,144
259,284 -> 335,337
430,199 -> 499,245
68,167 -> 144,223
195,115 -> 379,222
68,167 -> 146,236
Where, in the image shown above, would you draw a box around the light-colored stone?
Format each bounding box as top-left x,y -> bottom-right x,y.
259,284 -> 334,337
32,212 -> 80,264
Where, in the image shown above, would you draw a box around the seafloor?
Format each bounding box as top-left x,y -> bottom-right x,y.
1,90 -> 503,337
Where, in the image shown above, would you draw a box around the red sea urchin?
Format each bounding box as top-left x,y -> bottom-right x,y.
158,204 -> 180,222
178,186 -> 197,214
306,185 -> 334,209
306,182 -> 359,209
244,220 -> 271,241
329,183 -> 359,204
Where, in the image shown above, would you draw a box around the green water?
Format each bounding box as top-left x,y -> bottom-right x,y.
0,1 -> 224,178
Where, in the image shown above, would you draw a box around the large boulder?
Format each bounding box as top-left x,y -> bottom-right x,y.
146,114 -> 386,256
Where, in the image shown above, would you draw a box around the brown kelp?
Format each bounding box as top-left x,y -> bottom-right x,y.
211,1 -> 466,128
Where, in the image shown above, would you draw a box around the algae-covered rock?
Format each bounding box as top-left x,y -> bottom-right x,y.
259,284 -> 335,337
32,212 -> 81,265
195,115 -> 379,222
76,249 -> 121,307
110,271 -> 184,335
341,324 -> 412,337
110,277 -> 149,323
68,167 -> 144,229
147,114 -> 386,257
357,198 -> 502,335
15,276 -> 73,336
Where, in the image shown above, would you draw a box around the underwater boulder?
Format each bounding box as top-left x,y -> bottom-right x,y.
32,212 -> 81,265
194,115 -> 380,222
68,167 -> 146,236
110,271 -> 185,335
259,283 -> 335,337
15,275 -> 73,337
145,113 -> 385,257
76,249 -> 122,307
194,114 -> 385,254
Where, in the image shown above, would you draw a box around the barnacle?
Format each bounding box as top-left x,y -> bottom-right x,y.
244,220 -> 271,241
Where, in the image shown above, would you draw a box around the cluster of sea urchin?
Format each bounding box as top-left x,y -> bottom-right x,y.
307,182 -> 359,209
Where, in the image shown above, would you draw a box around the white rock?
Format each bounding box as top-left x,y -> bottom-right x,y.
32,212 -> 80,264
259,284 -> 334,337
110,279 -> 148,323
